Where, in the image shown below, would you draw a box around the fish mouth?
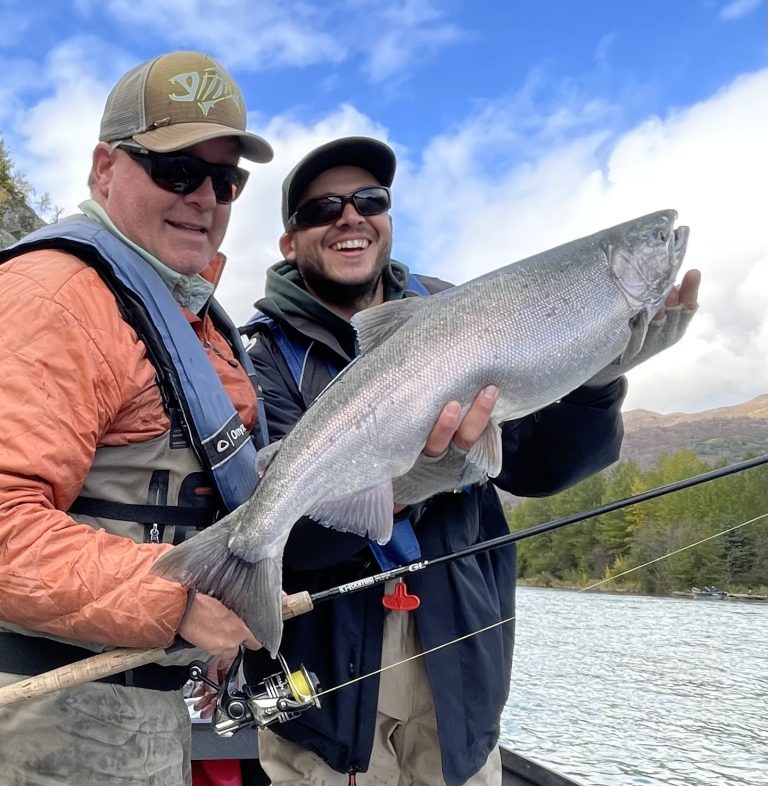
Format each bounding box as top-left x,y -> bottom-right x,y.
674,225 -> 689,261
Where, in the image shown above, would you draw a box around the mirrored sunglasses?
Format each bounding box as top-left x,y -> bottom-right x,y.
116,144 -> 249,204
288,186 -> 391,229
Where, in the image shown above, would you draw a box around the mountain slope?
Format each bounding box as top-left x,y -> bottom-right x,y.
620,394 -> 768,466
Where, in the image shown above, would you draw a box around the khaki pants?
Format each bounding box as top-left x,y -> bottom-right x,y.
260,594 -> 502,786
0,671 -> 192,786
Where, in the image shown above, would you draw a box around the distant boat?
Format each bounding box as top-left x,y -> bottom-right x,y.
691,585 -> 728,599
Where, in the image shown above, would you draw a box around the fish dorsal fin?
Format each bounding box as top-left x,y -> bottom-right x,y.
467,421 -> 504,478
351,298 -> 428,356
256,440 -> 282,477
308,481 -> 394,545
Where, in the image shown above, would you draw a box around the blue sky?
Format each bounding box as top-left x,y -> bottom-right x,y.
1,0 -> 766,414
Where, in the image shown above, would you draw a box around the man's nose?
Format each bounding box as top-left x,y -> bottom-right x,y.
185,176 -> 218,209
336,200 -> 364,225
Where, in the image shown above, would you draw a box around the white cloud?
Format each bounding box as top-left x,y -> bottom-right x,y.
9,38 -> 122,216
594,32 -> 616,68
97,0 -> 344,70
719,0 -> 764,21
388,69 -> 768,415
88,0 -> 465,80
358,0 -> 466,83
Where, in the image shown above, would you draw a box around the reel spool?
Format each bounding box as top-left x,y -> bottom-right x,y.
189,649 -> 321,737
244,653 -> 321,727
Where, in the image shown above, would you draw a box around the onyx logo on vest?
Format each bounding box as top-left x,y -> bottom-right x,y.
215,422 -> 248,454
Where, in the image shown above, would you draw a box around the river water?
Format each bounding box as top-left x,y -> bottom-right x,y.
499,587 -> 768,786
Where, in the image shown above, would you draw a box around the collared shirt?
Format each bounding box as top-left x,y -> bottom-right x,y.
79,199 -> 215,313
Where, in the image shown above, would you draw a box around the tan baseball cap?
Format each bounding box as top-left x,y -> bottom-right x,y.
99,51 -> 273,163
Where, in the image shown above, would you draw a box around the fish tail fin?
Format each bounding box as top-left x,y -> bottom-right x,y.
152,523 -> 284,656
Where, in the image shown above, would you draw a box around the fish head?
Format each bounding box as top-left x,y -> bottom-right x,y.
607,209 -> 689,317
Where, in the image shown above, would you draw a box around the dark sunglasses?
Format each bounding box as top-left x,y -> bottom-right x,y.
116,144 -> 249,204
288,186 -> 391,229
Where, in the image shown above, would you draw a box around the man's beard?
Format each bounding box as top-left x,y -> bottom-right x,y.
301,242 -> 392,313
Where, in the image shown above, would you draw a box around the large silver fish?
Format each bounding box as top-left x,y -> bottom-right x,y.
153,209 -> 689,654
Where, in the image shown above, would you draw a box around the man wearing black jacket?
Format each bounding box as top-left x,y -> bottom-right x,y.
242,136 -> 698,786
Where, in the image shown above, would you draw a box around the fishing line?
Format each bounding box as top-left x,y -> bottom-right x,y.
581,512 -> 768,592
314,616 -> 512,700
315,510 -> 768,699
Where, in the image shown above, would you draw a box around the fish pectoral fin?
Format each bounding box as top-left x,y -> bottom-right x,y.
256,439 -> 282,477
619,311 -> 649,363
466,421 -> 503,478
351,298 -> 428,355
308,482 -> 394,544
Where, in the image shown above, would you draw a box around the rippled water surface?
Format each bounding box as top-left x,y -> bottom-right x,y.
500,587 -> 768,786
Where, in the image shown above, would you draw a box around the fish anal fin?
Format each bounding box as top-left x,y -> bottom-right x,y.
393,444 -> 489,505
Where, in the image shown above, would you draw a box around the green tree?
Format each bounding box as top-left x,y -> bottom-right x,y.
506,448 -> 768,593
595,459 -> 644,557
0,137 -> 32,202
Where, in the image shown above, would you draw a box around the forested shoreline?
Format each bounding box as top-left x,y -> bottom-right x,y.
506,449 -> 768,595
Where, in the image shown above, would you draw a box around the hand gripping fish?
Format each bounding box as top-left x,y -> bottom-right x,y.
153,209 -> 689,654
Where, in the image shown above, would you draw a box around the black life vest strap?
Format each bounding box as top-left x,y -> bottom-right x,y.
68,497 -> 215,527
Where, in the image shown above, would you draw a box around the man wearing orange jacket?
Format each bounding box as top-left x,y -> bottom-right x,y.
0,52 -> 499,786
0,51 -> 270,785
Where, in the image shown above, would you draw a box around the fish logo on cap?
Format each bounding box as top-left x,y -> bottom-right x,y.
168,66 -> 241,117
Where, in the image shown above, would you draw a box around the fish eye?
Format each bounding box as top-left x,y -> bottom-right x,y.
657,230 -> 669,242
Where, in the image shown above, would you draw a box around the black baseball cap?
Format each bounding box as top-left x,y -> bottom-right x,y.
281,136 -> 396,228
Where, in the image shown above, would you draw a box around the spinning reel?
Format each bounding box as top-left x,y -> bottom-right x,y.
188,646 -> 321,737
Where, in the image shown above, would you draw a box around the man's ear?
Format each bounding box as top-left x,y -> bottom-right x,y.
90,143 -> 115,198
279,232 -> 297,261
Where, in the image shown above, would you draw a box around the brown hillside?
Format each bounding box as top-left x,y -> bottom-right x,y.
620,394 -> 768,467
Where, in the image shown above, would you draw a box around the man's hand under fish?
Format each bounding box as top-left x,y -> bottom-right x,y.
423,385 -> 501,458
392,385 -> 501,514
584,267 -> 701,389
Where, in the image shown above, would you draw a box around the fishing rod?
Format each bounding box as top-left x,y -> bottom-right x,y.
1,451 -> 766,714
297,451 -> 768,611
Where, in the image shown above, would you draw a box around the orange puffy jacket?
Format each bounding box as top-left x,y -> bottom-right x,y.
0,248 -> 257,648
